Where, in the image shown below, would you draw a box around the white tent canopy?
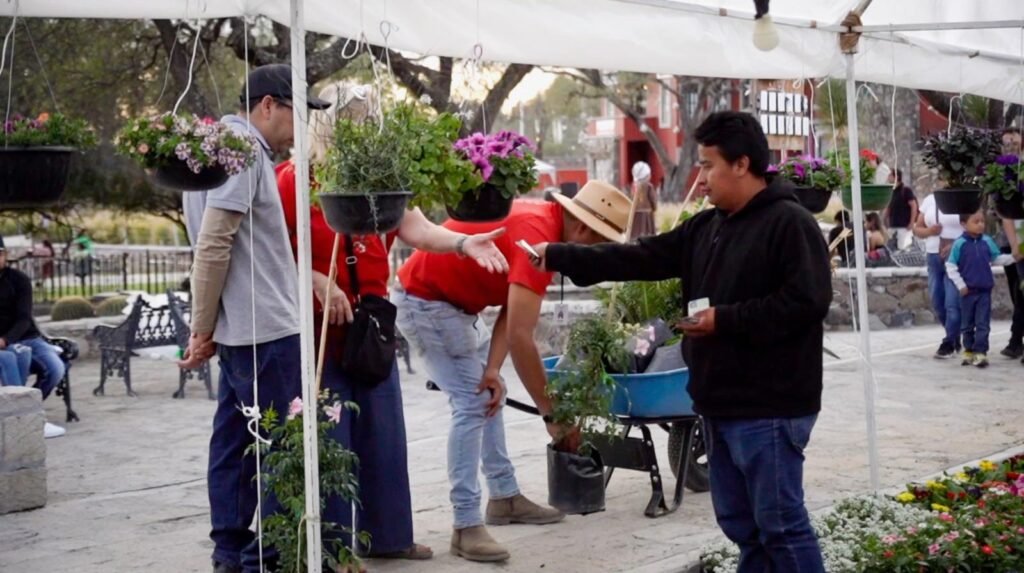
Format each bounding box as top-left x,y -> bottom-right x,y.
7,1 -> 1024,103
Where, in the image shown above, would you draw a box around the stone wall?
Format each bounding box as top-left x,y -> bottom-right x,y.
826,267 -> 1015,330
0,387 -> 46,514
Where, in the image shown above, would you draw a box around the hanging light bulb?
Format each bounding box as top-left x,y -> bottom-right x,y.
752,0 -> 780,52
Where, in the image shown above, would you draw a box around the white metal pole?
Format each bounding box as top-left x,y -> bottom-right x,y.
844,52 -> 881,493
288,0 -> 323,570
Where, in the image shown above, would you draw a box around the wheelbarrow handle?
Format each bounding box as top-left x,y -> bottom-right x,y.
425,380 -> 541,416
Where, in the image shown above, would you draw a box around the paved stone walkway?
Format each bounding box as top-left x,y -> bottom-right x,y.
0,322 -> 1022,572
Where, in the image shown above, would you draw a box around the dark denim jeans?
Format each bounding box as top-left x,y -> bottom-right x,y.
926,253 -> 948,326
942,277 -> 962,348
707,415 -> 825,573
208,334 -> 301,572
961,290 -> 993,354
1002,254 -> 1023,346
22,337 -> 65,399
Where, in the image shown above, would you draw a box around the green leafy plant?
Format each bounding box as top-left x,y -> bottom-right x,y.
981,154 -> 1024,201
769,155 -> 844,191
825,149 -> 877,186
316,103 -> 480,210
596,279 -> 683,326
116,113 -> 257,174
921,128 -> 1000,188
248,393 -> 367,573
2,112 -> 96,148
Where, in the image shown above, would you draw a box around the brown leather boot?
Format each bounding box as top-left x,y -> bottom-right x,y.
485,493 -> 565,525
450,525 -> 510,562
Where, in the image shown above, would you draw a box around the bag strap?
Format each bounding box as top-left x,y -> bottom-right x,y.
343,235 -> 360,299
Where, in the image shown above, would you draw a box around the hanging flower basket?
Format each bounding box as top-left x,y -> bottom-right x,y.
934,188 -> 983,215
982,155 -> 1024,220
318,191 -> 412,235
116,113 -> 258,193
994,192 -> 1024,220
446,184 -> 513,222
150,159 -> 230,191
792,186 -> 833,214
0,146 -> 75,207
841,184 -> 892,211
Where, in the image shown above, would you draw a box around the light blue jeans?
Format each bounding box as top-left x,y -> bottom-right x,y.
0,345 -> 32,386
392,286 -> 519,529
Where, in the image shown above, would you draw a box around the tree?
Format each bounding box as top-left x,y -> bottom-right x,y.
918,91 -> 1022,130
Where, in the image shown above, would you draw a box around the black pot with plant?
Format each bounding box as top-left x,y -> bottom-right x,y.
1,113 -> 95,207
446,130 -> 538,222
981,154 -> 1024,220
922,128 -> 1000,215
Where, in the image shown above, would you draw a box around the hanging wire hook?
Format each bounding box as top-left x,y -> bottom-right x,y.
889,31 -> 898,189
153,22 -> 181,109
20,20 -> 60,115
2,4 -> 17,146
171,21 -> 203,115
947,59 -> 964,135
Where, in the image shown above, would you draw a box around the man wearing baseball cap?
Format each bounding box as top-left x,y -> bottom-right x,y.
178,63 -> 328,573
391,182 -> 631,563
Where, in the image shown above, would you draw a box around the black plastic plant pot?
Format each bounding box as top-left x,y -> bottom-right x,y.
446,184 -> 513,222
841,184 -> 891,211
0,146 -> 74,208
994,191 -> 1024,220
319,191 -> 412,235
151,159 -> 229,191
547,444 -> 606,515
792,186 -> 833,214
934,188 -> 983,215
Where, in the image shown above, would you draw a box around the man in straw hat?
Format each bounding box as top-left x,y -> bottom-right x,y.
392,182 -> 631,563
532,111 -> 831,572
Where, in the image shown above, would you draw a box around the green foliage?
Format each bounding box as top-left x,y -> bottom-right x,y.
95,296 -> 129,317
596,280 -> 683,325
50,296 -> 96,321
921,128 -> 1001,188
248,394 -> 367,573
2,113 -> 96,148
317,103 -> 480,212
771,156 -> 844,192
825,149 -> 876,186
980,155 -> 1024,201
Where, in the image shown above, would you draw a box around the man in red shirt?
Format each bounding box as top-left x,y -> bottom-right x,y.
393,181 -> 631,563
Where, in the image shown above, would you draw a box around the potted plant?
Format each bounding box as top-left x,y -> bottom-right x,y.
116,113 -> 258,191
981,154 -> 1024,220
922,128 -> 1000,214
447,130 -> 538,222
769,155 -> 843,213
827,149 -> 891,211
250,393 -> 367,573
1,112 -> 95,207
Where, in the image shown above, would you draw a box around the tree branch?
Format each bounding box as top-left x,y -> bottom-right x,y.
466,63 -> 533,135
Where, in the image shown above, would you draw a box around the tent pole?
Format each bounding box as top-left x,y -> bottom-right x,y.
289,0 -> 324,570
844,52 -> 881,493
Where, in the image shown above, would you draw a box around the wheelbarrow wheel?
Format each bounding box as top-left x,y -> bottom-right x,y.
667,420 -> 710,492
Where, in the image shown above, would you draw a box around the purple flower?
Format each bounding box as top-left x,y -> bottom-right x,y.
767,164 -> 780,174
996,154 -> 1020,166
793,163 -> 806,179
471,155 -> 494,181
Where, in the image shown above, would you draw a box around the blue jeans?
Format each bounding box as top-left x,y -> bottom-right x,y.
21,337 -> 65,399
208,334 -> 301,572
943,277 -> 962,348
321,355 -> 414,555
707,415 -> 825,573
961,290 -> 993,354
0,346 -> 32,386
926,253 -> 948,326
392,287 -> 519,529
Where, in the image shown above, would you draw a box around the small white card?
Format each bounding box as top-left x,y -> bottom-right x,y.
553,303 -> 570,326
688,297 -> 710,315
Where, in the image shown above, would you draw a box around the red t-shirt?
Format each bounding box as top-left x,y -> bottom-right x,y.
275,161 -> 397,310
398,200 -> 563,314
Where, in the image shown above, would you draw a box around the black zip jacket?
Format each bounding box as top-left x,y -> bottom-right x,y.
547,180 -> 831,418
0,266 -> 41,344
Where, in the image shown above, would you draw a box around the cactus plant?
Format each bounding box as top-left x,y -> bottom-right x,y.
95,296 -> 129,317
50,296 -> 96,321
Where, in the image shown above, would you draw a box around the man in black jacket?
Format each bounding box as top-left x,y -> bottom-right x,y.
532,112 -> 830,572
0,235 -> 67,438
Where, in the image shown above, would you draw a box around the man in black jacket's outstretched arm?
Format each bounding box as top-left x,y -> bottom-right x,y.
532,112 -> 830,573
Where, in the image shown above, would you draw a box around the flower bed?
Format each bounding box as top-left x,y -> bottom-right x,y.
700,454 -> 1024,572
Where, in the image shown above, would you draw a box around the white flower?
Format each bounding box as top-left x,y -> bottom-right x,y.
419,94 -> 433,106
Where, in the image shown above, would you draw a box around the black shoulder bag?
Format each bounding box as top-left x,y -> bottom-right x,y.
340,235 -> 399,385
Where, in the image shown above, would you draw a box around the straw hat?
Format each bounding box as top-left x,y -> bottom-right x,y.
551,180 -> 632,243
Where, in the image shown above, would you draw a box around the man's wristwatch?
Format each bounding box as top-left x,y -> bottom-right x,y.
455,235 -> 468,257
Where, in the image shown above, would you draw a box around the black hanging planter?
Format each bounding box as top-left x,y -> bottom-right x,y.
547,444 -> 606,515
994,191 -> 1024,220
446,184 -> 513,222
0,146 -> 74,208
792,186 -> 833,214
934,188 -> 983,215
151,159 -> 229,191
319,191 -> 412,235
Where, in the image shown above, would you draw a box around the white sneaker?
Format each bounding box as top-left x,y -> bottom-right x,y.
44,422 -> 66,439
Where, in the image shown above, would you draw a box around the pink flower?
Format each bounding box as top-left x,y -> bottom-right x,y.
634,338 -> 651,356
202,116 -> 216,125
939,512 -> 954,523
928,543 -> 941,555
323,402 -> 343,424
882,534 -> 903,545
287,397 -> 303,420
137,143 -> 150,154
943,531 -> 960,543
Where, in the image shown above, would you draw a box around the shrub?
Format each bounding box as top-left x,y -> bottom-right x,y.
51,296 -> 96,321
95,296 -> 129,317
